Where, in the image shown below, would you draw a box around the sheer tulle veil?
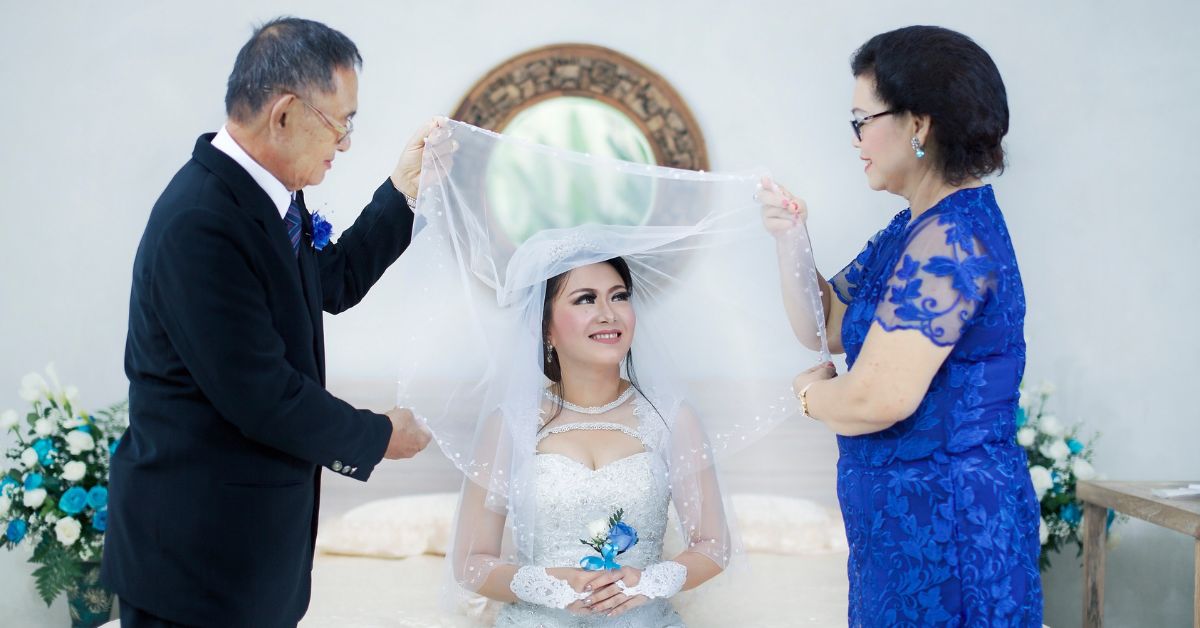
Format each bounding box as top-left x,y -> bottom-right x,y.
385,120 -> 828,609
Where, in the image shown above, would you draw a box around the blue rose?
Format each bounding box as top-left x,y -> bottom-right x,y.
1105,508 -> 1115,531
5,519 -> 27,544
109,436 -> 121,456
1014,407 -> 1027,428
59,486 -> 88,515
0,477 -> 17,496
86,486 -> 108,510
1060,502 -> 1082,526
23,473 -> 44,491
608,521 -> 638,553
91,509 -> 107,532
311,212 -> 333,250
1067,439 -> 1084,454
33,438 -> 56,465
75,424 -> 91,433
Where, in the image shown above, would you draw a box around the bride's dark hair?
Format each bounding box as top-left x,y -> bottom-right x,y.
540,257 -> 664,428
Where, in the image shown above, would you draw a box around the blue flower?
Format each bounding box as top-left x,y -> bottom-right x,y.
76,424 -> 91,433
33,438 -> 56,465
1105,508 -> 1115,531
86,486 -> 108,510
608,521 -> 638,553
0,477 -> 17,496
5,519 -> 27,544
59,486 -> 88,515
311,212 -> 333,251
91,509 -> 107,532
109,436 -> 121,456
1060,502 -> 1082,526
23,473 -> 44,491
1067,439 -> 1084,454
1015,407 -> 1027,427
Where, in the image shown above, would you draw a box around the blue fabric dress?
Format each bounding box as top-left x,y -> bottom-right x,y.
829,185 -> 1042,627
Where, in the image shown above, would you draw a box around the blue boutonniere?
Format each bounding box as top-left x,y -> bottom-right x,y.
311,212 -> 333,251
579,508 -> 639,571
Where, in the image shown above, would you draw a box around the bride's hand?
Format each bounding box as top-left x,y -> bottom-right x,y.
544,567 -> 618,615
583,566 -> 650,617
759,176 -> 809,236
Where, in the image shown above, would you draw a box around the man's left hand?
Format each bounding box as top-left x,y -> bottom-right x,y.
391,116 -> 450,199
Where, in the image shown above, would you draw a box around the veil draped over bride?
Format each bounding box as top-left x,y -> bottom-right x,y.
384,120 -> 828,616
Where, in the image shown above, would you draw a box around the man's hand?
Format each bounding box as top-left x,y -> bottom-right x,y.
383,406 -> 432,459
391,116 -> 451,199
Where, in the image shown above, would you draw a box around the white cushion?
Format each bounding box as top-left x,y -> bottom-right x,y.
317,492 -> 844,559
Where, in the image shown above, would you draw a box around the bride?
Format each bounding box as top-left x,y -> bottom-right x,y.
391,120 -> 829,626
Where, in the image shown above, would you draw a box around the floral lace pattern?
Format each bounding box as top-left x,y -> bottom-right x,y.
496,392 -> 685,627
831,186 -> 1042,627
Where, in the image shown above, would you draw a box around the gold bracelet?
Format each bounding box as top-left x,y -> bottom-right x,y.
799,382 -> 815,419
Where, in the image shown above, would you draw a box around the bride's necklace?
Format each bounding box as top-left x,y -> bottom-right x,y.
544,386 -> 634,415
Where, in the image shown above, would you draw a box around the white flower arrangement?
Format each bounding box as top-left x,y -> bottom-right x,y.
1,364 -> 127,605
1017,380 -> 1118,570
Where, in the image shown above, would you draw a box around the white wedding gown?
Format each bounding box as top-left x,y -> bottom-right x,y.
495,391 -> 687,627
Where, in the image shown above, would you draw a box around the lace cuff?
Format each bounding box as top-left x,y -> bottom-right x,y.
617,561 -> 687,599
510,565 -> 585,609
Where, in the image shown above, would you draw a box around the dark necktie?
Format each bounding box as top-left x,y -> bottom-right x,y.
285,195 -> 303,257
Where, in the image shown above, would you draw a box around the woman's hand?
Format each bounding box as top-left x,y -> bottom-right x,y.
582,566 -> 650,617
759,176 -> 809,236
544,567 -> 624,615
793,361 -> 837,400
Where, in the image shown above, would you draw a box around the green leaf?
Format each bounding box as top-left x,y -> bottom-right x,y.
29,546 -> 81,606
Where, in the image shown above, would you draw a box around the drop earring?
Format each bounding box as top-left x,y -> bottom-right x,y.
911,136 -> 925,159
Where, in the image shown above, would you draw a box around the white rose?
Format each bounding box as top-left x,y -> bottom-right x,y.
19,372 -> 48,402
1016,427 -> 1037,447
23,488 -> 47,508
1039,517 -> 1049,545
20,447 -> 39,468
1029,465 -> 1053,501
1040,439 -> 1071,462
0,409 -> 17,431
1038,414 -> 1064,437
0,495 -> 10,516
34,418 -> 55,437
1072,458 -> 1096,481
55,517 -> 81,547
65,430 -> 95,455
61,461 -> 87,482
60,415 -> 85,430
586,518 -> 610,539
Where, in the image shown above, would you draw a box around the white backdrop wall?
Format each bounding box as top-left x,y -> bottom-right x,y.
2,1 -> 1197,626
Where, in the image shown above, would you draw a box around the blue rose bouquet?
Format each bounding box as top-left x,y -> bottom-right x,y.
0,364 -> 127,605
1015,380 -> 1119,570
579,508 -> 639,571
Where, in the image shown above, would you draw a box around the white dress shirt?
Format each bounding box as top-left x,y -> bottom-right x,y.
210,126 -> 292,219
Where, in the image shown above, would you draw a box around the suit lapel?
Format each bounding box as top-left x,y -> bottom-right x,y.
294,192 -> 327,384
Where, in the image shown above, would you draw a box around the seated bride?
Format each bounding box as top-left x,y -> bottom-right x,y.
390,121 -> 830,627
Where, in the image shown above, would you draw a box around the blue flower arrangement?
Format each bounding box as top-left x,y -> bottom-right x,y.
1,364 -> 128,605
311,212 -> 333,251
579,508 -> 639,571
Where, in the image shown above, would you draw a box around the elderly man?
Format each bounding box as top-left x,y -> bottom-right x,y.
102,17 -> 434,627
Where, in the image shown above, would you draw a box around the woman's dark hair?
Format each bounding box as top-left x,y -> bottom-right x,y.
851,25 -> 1009,185
540,257 -> 664,428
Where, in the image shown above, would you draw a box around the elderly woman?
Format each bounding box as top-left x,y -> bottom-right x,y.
762,26 -> 1042,626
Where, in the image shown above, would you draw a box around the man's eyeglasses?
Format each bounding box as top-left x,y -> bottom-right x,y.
263,88 -> 354,144
850,109 -> 898,141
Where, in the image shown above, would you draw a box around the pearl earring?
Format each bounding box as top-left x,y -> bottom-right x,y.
911,137 -> 925,159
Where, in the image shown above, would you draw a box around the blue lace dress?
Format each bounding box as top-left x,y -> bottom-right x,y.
829,186 -> 1042,627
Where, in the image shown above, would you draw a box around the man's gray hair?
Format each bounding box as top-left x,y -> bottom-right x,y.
225,16 -> 362,122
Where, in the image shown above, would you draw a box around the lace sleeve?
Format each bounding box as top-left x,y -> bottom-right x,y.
874,211 -> 996,346
666,404 -> 732,569
829,240 -> 872,306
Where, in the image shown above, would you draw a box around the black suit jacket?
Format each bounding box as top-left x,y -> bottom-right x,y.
102,134 -> 413,626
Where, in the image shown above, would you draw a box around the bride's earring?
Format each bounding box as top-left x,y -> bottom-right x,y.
911,136 -> 926,159
545,343 -> 554,364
